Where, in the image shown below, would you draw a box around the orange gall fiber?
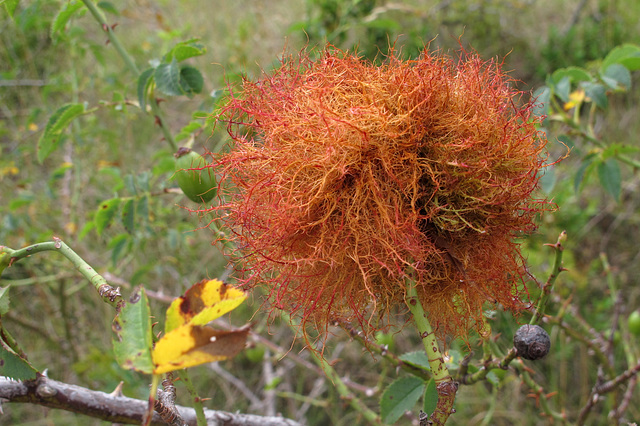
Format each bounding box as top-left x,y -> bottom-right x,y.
209,46 -> 553,342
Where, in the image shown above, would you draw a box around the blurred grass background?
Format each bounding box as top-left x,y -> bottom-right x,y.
2,0 -> 640,424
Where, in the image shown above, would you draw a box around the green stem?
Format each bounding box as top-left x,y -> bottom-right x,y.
0,239 -> 123,308
309,347 -> 381,424
513,360 -> 567,423
181,370 -> 207,426
337,319 -> 431,381
530,231 -> 567,325
478,384 -> 498,426
284,313 -> 381,424
148,98 -> 178,151
143,374 -> 161,426
405,279 -> 457,424
81,0 -> 139,75
80,0 -> 177,151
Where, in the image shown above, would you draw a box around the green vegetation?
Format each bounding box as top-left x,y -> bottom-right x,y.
2,0 -> 640,424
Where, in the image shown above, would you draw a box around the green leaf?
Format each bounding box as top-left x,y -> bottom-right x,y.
2,0 -> 19,17
94,198 -> 121,236
78,220 -> 96,241
123,174 -> 137,196
0,338 -> 38,380
486,370 -> 500,387
380,376 -> 425,424
112,287 -> 154,374
121,198 -> 135,234
399,351 -> 431,371
137,68 -> 155,111
164,38 -> 206,62
136,171 -> 150,192
131,265 -> 152,286
99,166 -> 124,192
51,1 -> 85,40
49,162 -> 73,181
423,378 -> 438,418
153,153 -> 176,176
108,233 -> 130,265
0,286 -> 10,315
553,76 -> 571,103
602,44 -> 640,71
598,159 -> 621,201
176,120 -> 204,141
531,86 -> 550,118
581,82 -> 608,110
179,65 -> 204,96
551,66 -> 592,85
363,18 -> 401,30
37,103 -> 85,163
574,154 -> 597,193
97,1 -> 119,15
0,248 -> 12,277
601,64 -> 632,90
155,59 -> 183,96
137,195 -> 149,224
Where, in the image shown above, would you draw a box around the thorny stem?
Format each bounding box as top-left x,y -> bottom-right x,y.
180,370 -> 207,426
80,0 -> 177,151
405,279 -> 457,424
552,112 -> 640,170
337,319 -> 431,381
513,360 -> 567,423
551,316 -> 614,377
0,239 -> 123,309
530,231 -> 567,326
285,314 -> 381,424
81,0 -> 139,74
576,363 -> 640,426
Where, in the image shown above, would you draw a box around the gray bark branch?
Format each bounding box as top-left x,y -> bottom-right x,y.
0,375 -> 301,426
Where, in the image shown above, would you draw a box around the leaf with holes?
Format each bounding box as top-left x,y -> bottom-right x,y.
112,287 -> 154,374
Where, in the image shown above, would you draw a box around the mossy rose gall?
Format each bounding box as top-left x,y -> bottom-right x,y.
209,45 -> 552,342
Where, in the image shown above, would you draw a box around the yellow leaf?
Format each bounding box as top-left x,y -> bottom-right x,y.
164,279 -> 246,333
563,89 -> 586,110
152,325 -> 249,374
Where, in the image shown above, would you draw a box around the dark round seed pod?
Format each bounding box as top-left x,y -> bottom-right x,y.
513,324 -> 551,360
